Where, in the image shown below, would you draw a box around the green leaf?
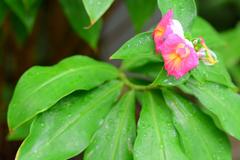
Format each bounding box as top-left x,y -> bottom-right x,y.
10,14 -> 28,44
191,61 -> 235,89
84,91 -> 136,160
191,17 -> 226,49
190,18 -> 235,88
186,79 -> 240,140
8,120 -> 31,141
22,0 -> 37,9
60,0 -> 102,49
163,90 -> 231,160
0,1 -> 8,26
230,66 -> 240,87
134,91 -> 187,160
111,31 -> 157,60
16,81 -> 123,160
152,69 -> 190,86
220,24 -> 240,67
4,0 -> 42,32
82,0 -> 114,25
127,62 -> 162,81
157,0 -> 197,30
124,0 -> 157,32
8,55 -> 118,132
121,53 -> 162,71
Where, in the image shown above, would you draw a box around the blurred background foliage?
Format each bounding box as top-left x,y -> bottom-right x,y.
0,0 -> 239,159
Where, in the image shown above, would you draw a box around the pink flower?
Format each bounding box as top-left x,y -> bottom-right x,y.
160,34 -> 199,79
153,10 -> 184,53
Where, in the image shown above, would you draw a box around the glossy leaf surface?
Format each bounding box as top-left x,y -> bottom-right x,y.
186,80 -> 240,140
82,0 -> 114,25
157,0 -> 197,30
16,81 -> 123,160
84,91 -> 136,160
163,90 -> 231,160
111,32 -> 157,60
134,91 -> 187,160
152,69 -> 190,86
191,61 -> 235,89
8,55 -> 118,131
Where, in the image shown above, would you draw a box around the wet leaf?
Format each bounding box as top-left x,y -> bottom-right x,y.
186,79 -> 240,140
152,69 -> 190,86
163,90 -> 231,160
82,0 -> 114,25
134,91 -> 188,160
191,60 -> 235,89
111,32 -> 157,60
157,0 -> 197,30
8,55 -> 118,132
16,81 -> 123,160
84,91 -> 136,160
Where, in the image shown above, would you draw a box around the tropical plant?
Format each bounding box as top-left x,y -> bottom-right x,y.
6,0 -> 240,160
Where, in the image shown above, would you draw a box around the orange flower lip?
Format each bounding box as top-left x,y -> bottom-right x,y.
176,43 -> 190,59
154,27 -> 165,38
160,34 -> 199,79
152,10 -> 199,79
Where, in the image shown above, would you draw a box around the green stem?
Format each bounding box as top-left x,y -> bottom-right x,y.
119,72 -> 156,90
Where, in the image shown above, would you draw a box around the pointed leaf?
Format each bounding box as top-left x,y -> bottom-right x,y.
163,90 -> 231,160
84,91 -> 136,160
111,32 -> 158,60
60,0 -> 102,49
8,121 -> 31,141
186,79 -> 240,140
82,0 -> 114,25
134,91 -> 188,160
16,81 -> 123,160
8,55 -> 118,131
157,0 -> 197,30
4,0 -> 42,32
124,0 -> 157,32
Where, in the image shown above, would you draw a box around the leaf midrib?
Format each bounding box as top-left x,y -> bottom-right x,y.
148,93 -> 167,160
19,83 -> 121,158
169,96 -> 214,160
194,85 -> 240,134
110,93 -> 133,159
12,64 -> 115,129
19,64 -> 113,105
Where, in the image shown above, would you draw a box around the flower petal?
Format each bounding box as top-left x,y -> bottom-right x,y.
153,10 -> 184,53
160,34 -> 199,79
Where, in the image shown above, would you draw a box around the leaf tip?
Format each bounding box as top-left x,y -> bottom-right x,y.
109,55 -> 117,60
84,19 -> 97,29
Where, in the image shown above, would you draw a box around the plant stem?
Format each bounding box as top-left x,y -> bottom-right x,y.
119,72 -> 156,90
